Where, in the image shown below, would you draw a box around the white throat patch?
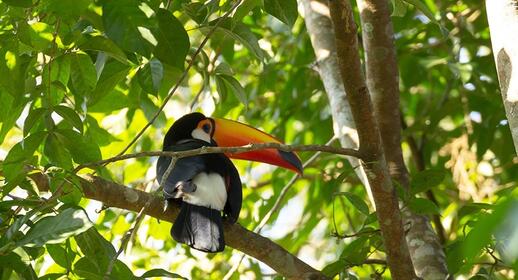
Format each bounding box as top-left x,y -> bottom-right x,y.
191,128 -> 211,143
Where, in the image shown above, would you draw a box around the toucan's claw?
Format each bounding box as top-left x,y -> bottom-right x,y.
172,180 -> 197,199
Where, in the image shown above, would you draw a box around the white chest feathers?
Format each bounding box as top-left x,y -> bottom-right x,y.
182,172 -> 227,211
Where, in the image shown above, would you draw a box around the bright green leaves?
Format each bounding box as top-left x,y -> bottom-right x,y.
206,18 -> 265,61
137,58 -> 164,95
42,0 -> 92,18
16,207 -> 92,248
0,252 -> 38,279
102,0 -> 154,56
334,192 -> 370,216
215,74 -> 248,107
154,9 -> 190,70
2,132 -> 45,191
74,228 -> 137,280
69,52 -> 97,102
79,36 -> 128,64
264,0 -> 298,27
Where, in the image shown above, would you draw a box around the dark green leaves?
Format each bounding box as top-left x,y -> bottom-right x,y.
16,207 -> 93,248
103,0 -> 154,56
410,169 -> 446,195
264,0 -> 298,27
74,228 -> 136,279
205,19 -> 265,61
334,192 -> 370,216
154,9 -> 190,70
69,52 -> 97,100
408,197 -> 440,215
79,36 -> 128,64
138,269 -> 186,279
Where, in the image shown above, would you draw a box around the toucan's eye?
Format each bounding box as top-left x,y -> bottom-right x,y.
202,123 -> 211,133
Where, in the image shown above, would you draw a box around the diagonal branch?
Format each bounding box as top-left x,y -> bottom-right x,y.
31,173 -> 326,279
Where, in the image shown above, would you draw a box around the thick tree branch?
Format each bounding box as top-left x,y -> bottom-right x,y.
327,0 -> 417,278
76,143 -> 361,171
32,173 -> 326,279
357,0 -> 449,278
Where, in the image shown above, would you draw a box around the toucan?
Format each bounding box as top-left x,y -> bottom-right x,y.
156,112 -> 302,253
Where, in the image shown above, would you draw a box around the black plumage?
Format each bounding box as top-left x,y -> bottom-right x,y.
156,115 -> 242,253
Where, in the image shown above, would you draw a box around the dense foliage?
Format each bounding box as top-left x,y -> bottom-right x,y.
0,0 -> 516,279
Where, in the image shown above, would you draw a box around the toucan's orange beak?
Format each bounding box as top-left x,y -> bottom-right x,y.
211,118 -> 303,174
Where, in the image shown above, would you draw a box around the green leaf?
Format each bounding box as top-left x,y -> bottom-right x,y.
264,0 -> 298,26
407,197 -> 440,215
16,207 -> 93,247
0,252 -> 38,280
218,75 -> 248,107
410,169 -> 446,195
204,19 -> 264,61
154,9 -> 190,69
391,0 -> 408,17
75,257 -> 136,280
44,132 -> 73,169
56,129 -> 102,164
2,0 -> 34,7
43,0 -> 91,17
339,235 -> 370,264
335,192 -> 370,216
23,107 -> 48,136
138,269 -> 186,279
69,52 -> 97,100
54,105 -> 83,133
103,0 -> 153,56
3,132 -> 46,184
0,93 -> 26,143
215,75 -> 228,101
46,243 -> 75,270
463,199 -> 513,261
233,0 -> 262,22
214,62 -> 234,76
322,259 -> 346,277
89,59 -> 130,107
75,228 -> 116,264
79,36 -> 128,64
137,58 -> 164,94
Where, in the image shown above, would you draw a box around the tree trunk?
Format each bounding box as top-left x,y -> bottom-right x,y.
301,0 -> 449,278
486,0 -> 518,155
357,0 -> 449,278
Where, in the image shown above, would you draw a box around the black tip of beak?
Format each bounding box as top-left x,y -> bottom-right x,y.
278,150 -> 303,174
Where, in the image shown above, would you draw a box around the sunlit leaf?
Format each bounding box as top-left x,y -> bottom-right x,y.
154,9 -> 190,70
16,207 -> 93,247
264,0 -> 298,26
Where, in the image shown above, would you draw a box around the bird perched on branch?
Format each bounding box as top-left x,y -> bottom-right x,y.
156,112 -> 302,253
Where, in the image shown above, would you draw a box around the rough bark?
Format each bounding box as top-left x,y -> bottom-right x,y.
327,0 -> 417,278
357,0 -> 449,278
300,0 -> 370,189
31,173 -> 326,279
486,0 -> 518,155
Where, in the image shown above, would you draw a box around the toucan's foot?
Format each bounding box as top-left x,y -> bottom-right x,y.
173,180 -> 197,198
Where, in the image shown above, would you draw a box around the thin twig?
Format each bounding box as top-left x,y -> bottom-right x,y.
75,142 -> 360,172
112,0 -> 243,160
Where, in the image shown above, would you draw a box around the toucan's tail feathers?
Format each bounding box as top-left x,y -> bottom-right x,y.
171,203 -> 225,253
